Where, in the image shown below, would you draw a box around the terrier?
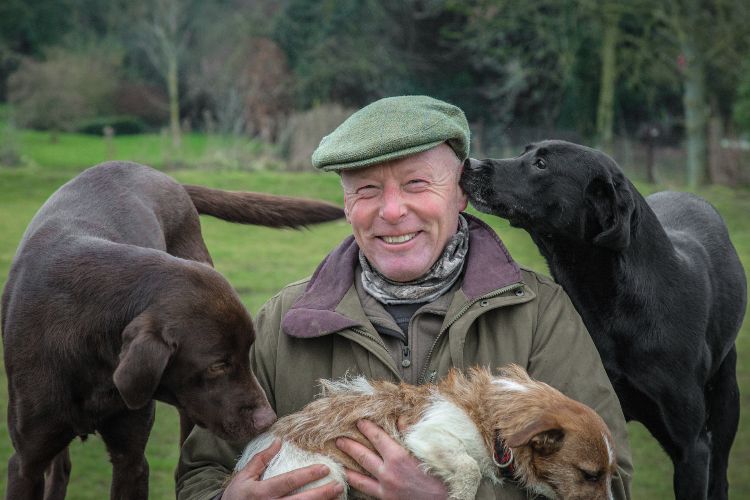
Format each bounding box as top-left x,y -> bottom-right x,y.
236,364 -> 617,499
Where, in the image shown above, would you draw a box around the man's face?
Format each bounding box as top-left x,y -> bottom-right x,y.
341,143 -> 468,282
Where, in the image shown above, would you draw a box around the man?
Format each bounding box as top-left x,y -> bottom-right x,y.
176,95 -> 632,499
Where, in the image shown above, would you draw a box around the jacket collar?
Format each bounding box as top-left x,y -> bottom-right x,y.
282,213 -> 522,338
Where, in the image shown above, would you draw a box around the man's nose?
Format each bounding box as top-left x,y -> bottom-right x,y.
379,185 -> 406,222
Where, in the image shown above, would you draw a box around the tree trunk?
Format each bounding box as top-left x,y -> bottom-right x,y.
168,55 -> 181,150
681,37 -> 709,188
596,10 -> 619,154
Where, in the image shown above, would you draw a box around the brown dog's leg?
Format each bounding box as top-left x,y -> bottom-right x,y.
43,448 -> 71,500
98,405 -> 155,500
6,410 -> 75,500
7,452 -> 45,500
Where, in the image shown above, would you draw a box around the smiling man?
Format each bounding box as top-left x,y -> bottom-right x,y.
176,96 -> 633,500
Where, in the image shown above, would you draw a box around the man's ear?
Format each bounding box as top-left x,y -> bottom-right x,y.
506,416 -> 565,456
585,175 -> 635,250
113,312 -> 174,409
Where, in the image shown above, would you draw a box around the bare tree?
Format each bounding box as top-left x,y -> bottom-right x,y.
137,0 -> 192,151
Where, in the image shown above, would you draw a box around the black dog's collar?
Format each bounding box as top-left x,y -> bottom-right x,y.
494,433 -> 515,479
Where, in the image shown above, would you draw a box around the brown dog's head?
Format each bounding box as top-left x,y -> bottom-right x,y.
113,265 -> 275,441
488,365 -> 617,500
460,140 -> 636,251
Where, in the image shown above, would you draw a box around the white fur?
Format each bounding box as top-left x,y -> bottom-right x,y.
604,432 -> 615,467
320,375 -> 374,396
403,395 -> 498,499
491,378 -> 528,392
235,432 -> 348,497
604,432 -> 615,500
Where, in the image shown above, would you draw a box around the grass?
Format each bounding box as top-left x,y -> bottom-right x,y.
0,129 -> 748,498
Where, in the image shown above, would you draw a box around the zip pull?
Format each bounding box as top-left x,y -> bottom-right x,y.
401,345 -> 411,368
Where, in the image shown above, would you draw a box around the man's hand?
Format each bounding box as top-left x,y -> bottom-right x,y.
335,420 -> 448,500
223,439 -> 344,499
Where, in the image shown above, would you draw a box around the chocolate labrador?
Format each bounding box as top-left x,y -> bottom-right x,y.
460,140 -> 747,500
1,161 -> 344,499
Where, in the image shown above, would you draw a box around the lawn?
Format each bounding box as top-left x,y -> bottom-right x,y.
0,130 -> 748,498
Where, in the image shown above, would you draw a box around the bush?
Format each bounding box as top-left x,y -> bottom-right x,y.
76,116 -> 148,136
8,47 -> 120,132
277,103 -> 355,171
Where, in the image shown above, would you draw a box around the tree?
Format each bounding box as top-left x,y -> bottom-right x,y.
136,0 -> 195,151
648,0 -> 750,186
273,0 -> 414,108
594,3 -> 620,153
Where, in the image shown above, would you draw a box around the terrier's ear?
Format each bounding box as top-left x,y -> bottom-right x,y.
506,416 -> 565,456
528,428 -> 566,456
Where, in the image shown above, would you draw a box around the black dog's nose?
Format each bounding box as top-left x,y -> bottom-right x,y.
463,158 -> 483,171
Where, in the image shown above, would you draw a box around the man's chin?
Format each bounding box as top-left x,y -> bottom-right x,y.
373,261 -> 432,283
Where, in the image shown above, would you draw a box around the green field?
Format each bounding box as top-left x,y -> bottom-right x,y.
0,130 -> 748,498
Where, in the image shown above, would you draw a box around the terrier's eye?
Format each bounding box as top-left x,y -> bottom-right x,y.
580,469 -> 601,483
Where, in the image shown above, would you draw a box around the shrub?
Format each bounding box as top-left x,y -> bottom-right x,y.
277,103 -> 355,171
76,116 -> 148,136
8,47 -> 120,132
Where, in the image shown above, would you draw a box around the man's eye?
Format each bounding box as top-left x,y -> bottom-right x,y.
405,179 -> 428,189
356,185 -> 379,195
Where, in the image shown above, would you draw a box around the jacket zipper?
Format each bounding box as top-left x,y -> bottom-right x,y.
417,282 -> 524,384
351,326 -> 390,353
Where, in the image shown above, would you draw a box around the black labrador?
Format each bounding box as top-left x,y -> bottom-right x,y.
2,161 -> 344,499
460,140 -> 746,500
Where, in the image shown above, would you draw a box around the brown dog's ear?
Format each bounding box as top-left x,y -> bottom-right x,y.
585,175 -> 635,250
506,416 -> 565,456
113,312 -> 174,409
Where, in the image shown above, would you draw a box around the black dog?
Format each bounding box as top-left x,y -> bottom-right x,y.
460,140 -> 746,500
2,161 -> 344,499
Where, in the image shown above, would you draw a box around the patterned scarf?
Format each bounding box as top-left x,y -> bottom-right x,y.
359,215 -> 469,305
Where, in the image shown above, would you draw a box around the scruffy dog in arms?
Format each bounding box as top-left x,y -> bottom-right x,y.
236,365 -> 617,500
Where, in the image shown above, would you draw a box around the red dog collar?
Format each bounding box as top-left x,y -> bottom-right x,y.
494,434 -> 516,479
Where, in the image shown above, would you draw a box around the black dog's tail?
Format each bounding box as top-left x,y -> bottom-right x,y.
183,184 -> 345,228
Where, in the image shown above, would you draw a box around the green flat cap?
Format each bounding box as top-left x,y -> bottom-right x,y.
312,95 -> 470,172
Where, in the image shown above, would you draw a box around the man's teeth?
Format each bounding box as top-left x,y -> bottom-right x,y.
382,233 -> 416,244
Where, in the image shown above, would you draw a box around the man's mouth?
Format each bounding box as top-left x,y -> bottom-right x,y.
380,232 -> 417,244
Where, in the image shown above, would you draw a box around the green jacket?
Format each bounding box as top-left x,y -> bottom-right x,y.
176,214 -> 632,499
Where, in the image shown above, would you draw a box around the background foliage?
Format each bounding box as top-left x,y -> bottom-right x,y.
1,0 -> 749,498
2,0 -> 750,184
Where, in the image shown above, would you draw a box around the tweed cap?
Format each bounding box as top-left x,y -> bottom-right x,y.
312,95 -> 470,172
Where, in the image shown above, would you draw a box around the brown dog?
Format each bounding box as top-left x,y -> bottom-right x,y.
236,365 -> 617,500
1,161 -> 344,500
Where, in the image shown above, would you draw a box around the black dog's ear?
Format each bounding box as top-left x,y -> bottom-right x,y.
113,312 -> 174,409
585,175 -> 635,250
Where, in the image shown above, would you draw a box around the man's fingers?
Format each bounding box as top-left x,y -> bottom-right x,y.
335,435 -> 383,476
289,480 -> 345,500
239,439 -> 282,479
260,464 -> 332,497
356,419 -> 401,458
397,415 -> 409,433
344,468 -> 380,498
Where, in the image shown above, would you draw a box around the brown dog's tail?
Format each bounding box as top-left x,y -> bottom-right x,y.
183,185 -> 344,228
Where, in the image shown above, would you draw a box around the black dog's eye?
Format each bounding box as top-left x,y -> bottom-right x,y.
580,469 -> 601,483
533,158 -> 547,169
